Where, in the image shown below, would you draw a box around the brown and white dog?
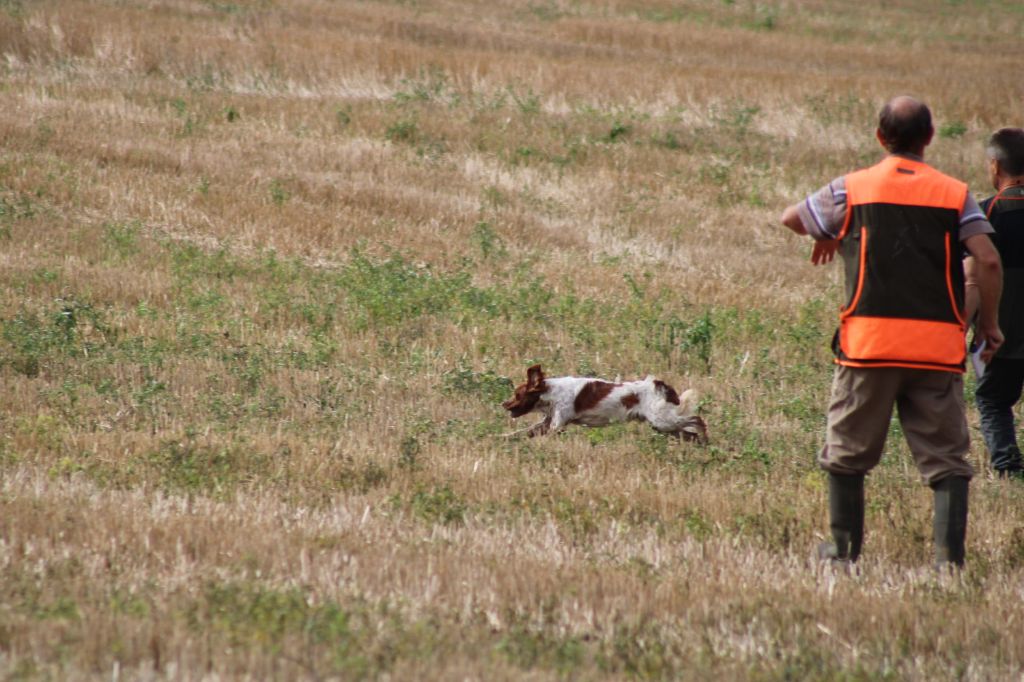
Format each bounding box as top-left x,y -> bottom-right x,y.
502,364 -> 708,442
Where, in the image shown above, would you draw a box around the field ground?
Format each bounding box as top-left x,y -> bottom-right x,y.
2,0 -> 1024,679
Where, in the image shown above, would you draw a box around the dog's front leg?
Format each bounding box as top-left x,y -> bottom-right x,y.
544,410 -> 571,436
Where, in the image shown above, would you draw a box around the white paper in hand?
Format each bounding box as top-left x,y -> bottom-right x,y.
970,339 -> 986,378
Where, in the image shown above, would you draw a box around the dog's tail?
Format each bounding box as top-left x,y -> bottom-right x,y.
677,389 -> 708,443
678,388 -> 699,415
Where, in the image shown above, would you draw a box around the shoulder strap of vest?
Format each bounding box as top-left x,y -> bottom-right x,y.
846,156 -> 967,210
985,186 -> 1024,220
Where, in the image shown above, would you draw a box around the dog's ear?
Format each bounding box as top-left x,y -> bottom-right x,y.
677,388 -> 699,415
526,364 -> 545,389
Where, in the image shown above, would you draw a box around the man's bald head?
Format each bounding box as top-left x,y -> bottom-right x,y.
877,96 -> 934,155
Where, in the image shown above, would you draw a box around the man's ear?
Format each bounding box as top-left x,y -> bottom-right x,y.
923,125 -> 934,149
875,128 -> 889,151
526,364 -> 545,389
990,157 -> 1003,191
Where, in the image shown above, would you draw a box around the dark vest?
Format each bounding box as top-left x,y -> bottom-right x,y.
834,156 -> 968,372
983,185 -> 1024,359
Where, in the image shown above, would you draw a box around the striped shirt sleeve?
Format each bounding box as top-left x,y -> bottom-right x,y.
959,193 -> 994,242
796,177 -> 847,241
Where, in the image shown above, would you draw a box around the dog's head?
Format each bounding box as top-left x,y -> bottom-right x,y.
502,364 -> 547,418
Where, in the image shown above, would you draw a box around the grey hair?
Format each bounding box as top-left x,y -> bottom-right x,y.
987,127 -> 1024,177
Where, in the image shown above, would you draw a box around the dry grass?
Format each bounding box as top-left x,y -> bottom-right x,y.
2,0 -> 1024,679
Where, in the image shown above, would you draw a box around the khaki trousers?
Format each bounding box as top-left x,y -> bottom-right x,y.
818,365 -> 973,485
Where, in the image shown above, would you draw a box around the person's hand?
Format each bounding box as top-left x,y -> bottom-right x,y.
977,322 -> 1004,363
811,239 -> 839,265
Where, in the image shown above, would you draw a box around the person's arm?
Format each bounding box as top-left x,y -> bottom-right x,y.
963,255 -> 980,324
963,233 -> 1004,362
781,203 -> 807,235
781,190 -> 841,265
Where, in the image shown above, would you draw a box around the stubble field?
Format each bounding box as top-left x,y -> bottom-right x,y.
2,0 -> 1024,679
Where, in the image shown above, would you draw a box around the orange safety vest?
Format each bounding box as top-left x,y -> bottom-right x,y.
834,156 -> 968,372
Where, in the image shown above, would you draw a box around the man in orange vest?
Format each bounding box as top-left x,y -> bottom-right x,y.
781,95 -> 1004,568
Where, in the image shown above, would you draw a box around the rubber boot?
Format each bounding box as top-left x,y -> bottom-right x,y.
818,473 -> 865,563
932,476 -> 969,569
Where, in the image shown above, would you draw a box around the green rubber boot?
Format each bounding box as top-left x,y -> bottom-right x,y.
932,476 -> 969,569
818,473 -> 865,563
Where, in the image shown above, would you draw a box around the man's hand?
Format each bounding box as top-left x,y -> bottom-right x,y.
977,323 -> 1005,364
811,239 -> 839,265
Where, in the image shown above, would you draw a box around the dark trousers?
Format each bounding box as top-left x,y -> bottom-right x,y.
976,358 -> 1024,472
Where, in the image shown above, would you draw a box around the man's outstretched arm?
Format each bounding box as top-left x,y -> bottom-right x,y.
781,204 -> 807,235
782,203 -> 838,265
